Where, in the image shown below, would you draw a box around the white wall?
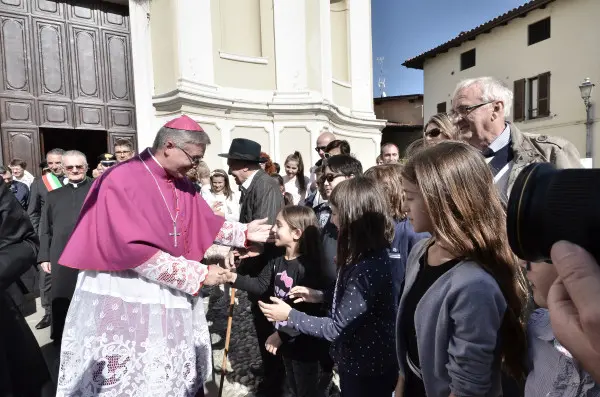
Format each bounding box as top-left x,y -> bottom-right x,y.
138,0 -> 384,174
422,0 -> 600,164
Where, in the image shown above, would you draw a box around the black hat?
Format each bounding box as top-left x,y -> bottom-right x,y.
218,138 -> 267,163
97,153 -> 116,163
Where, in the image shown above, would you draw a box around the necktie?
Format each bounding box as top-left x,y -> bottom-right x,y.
239,187 -> 247,204
487,145 -> 513,177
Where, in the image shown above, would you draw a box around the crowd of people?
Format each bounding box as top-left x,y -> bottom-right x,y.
1,76 -> 600,397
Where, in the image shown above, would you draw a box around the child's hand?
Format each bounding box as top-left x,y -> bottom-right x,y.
289,286 -> 324,303
265,332 -> 282,355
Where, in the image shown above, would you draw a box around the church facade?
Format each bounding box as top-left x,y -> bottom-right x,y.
0,0 -> 383,174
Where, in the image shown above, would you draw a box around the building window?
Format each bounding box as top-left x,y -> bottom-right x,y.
437,102 -> 447,113
219,0 -> 262,57
528,17 -> 551,46
460,49 -> 476,71
330,0 -> 350,83
513,72 -> 551,121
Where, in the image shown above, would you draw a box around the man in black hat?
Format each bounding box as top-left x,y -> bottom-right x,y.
219,138 -> 285,397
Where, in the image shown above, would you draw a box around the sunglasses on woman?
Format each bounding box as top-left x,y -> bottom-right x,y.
425,128 -> 442,138
322,173 -> 344,183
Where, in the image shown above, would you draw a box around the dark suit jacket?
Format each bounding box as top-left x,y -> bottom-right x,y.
238,169 -> 284,224
237,170 -> 284,299
27,174 -> 64,235
0,179 -> 52,396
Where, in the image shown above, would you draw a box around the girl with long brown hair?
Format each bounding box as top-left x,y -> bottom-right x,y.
396,141 -> 527,397
223,206 -> 330,397
283,151 -> 309,205
259,177 -> 398,397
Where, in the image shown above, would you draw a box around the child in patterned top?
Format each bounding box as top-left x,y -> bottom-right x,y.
259,177 -> 398,397
223,206 -> 330,397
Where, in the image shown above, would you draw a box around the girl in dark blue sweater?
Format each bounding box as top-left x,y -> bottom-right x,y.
259,177 -> 398,397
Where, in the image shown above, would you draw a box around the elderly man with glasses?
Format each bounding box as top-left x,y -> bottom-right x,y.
451,76 -> 582,202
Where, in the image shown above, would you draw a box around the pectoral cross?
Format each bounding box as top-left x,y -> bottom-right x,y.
170,221 -> 181,247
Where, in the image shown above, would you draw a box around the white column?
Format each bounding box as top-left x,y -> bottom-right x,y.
216,120 -> 233,169
348,0 -> 375,118
319,0 -> 333,102
173,0 -> 217,92
129,0 -> 156,149
272,0 -> 309,102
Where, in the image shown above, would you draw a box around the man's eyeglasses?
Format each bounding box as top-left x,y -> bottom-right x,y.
425,128 -> 442,138
322,173 -> 344,183
178,146 -> 203,166
451,100 -> 495,117
65,165 -> 86,171
115,150 -> 131,155
315,146 -> 328,153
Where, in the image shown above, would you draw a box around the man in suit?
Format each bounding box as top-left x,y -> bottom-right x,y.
0,179 -> 53,396
27,148 -> 65,330
219,138 -> 284,397
38,150 -> 93,345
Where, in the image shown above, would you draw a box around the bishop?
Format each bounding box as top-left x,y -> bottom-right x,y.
55,115 -> 272,397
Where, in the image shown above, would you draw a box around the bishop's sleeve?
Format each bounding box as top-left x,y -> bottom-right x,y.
133,251 -> 209,296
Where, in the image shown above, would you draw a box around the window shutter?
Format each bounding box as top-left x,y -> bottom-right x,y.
513,79 -> 526,121
437,102 -> 447,113
538,72 -> 551,117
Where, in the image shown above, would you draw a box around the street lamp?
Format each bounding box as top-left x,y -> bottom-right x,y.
579,77 -> 595,160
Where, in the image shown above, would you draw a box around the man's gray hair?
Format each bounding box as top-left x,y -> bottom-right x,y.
152,126 -> 211,151
453,77 -> 514,118
62,150 -> 87,164
46,148 -> 65,158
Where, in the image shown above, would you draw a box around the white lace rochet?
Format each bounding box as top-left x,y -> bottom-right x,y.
56,221 -> 247,397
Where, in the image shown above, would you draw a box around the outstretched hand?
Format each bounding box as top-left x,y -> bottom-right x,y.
259,297 -> 292,322
289,286 -> 324,304
246,218 -> 274,243
203,265 -> 228,286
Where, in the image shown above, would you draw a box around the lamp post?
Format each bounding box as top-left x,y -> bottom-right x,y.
579,77 -> 595,161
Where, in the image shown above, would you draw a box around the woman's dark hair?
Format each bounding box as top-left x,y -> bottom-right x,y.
270,173 -> 284,188
329,177 -> 393,268
274,162 -> 281,174
285,151 -> 306,193
280,206 -> 325,284
323,155 -> 363,176
210,169 -> 233,199
325,139 -> 351,155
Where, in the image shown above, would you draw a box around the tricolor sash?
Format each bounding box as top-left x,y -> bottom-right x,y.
42,173 -> 62,191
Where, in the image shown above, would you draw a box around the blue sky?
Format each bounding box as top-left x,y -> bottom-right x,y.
371,0 -> 528,97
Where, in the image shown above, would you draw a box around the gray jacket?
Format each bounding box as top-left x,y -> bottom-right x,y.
396,239 -> 506,397
507,123 -> 582,195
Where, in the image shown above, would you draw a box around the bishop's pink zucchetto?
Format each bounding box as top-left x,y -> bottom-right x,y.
164,114 -> 204,132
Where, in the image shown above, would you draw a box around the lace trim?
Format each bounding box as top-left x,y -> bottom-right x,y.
134,251 -> 208,296
214,221 -> 247,247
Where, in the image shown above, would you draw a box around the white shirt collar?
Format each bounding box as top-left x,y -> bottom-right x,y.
242,169 -> 259,190
486,123 -> 511,153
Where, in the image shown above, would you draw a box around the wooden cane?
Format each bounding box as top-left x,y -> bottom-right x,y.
218,286 -> 236,397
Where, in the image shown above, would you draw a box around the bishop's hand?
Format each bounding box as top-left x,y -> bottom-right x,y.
203,265 -> 228,286
246,218 -> 274,243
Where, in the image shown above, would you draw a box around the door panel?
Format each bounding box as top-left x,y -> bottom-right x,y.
1,126 -> 40,173
33,17 -> 70,99
0,13 -> 34,96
